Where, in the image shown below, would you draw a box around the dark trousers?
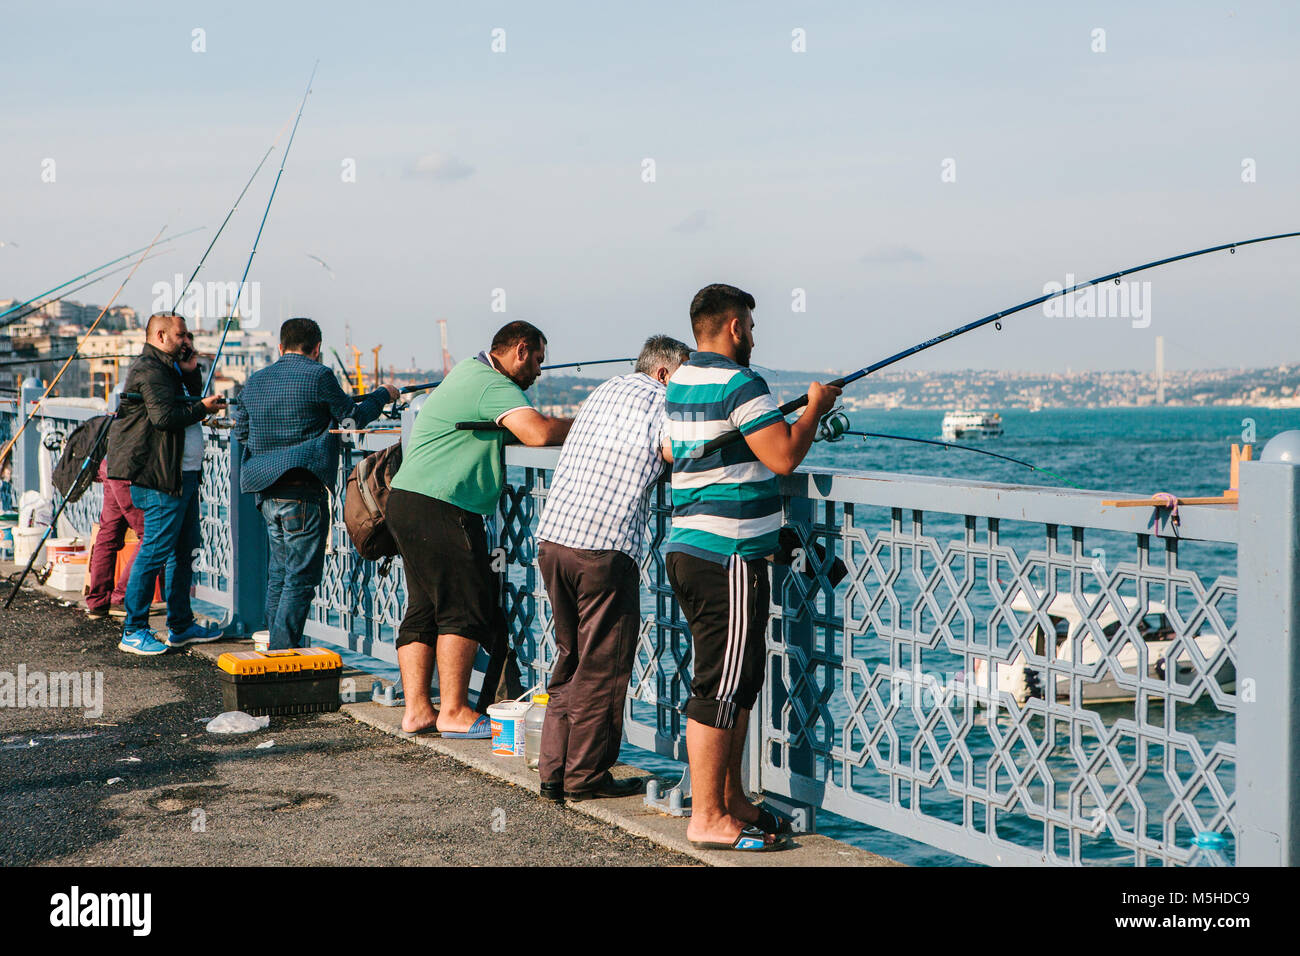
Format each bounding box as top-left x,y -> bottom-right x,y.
537,541 -> 641,792
86,474 -> 145,611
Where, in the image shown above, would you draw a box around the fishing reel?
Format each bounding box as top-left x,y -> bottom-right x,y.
815,406 -> 851,443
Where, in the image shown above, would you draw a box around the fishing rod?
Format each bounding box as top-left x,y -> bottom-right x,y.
0,352 -> 143,368
3,413 -> 116,609
540,357 -> 635,372
330,347 -> 358,393
0,250 -> 175,327
172,112 -> 296,320
692,230 -> 1300,459
0,226 -> 168,468
0,227 -> 204,327
812,410 -> 1082,488
399,356 -> 638,396
202,61 -> 319,397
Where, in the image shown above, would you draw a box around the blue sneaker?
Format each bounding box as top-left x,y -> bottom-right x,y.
165,621 -> 225,648
119,628 -> 169,656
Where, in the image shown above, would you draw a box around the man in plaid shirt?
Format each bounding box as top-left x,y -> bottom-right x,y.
534,335 -> 691,801
232,318 -> 396,650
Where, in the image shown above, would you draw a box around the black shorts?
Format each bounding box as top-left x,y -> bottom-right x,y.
666,550 -> 770,730
387,488 -> 505,649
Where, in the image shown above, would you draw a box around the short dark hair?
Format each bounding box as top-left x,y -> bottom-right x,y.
145,311 -> 182,338
689,284 -> 755,340
490,320 -> 547,355
281,317 -> 322,354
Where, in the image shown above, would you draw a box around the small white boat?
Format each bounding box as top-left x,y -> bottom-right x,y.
971,593 -> 1234,706
941,410 -> 1003,439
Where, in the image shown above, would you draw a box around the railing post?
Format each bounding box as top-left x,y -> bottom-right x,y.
14,380 -> 45,497
224,436 -> 267,638
1235,458 -> 1300,865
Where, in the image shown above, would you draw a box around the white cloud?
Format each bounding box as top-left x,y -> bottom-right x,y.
406,152 -> 475,182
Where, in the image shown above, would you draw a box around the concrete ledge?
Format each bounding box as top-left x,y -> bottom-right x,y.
13,561 -> 900,866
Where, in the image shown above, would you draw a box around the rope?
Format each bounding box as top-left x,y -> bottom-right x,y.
1151,492 -> 1180,529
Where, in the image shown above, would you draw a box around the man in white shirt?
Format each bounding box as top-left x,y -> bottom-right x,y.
534,335 -> 691,801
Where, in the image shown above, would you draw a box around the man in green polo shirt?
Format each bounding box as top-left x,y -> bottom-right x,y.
389,321 -> 572,738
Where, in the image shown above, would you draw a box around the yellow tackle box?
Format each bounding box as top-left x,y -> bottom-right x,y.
216,648 -> 343,716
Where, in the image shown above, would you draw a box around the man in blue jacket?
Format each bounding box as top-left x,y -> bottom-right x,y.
232,318 -> 396,650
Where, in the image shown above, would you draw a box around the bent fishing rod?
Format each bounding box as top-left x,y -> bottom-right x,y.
202,61 -> 319,396
0,226 -> 168,467
0,227 -> 204,327
812,410 -> 1082,488
693,230 -> 1300,459
399,356 -> 637,395
172,112 -> 296,321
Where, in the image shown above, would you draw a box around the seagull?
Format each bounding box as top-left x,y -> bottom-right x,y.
306,253 -> 335,279
0,240 -> 18,248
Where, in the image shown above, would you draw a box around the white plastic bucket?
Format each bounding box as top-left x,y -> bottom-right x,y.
46,537 -> 88,567
487,700 -> 530,757
251,630 -> 270,652
13,527 -> 48,567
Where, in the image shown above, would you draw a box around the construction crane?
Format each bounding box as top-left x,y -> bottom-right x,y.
349,345 -> 366,393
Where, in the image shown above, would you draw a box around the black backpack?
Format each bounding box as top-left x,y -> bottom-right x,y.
51,415 -> 113,504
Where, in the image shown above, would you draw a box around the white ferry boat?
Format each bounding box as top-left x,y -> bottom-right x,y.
970,593 -> 1234,706
941,411 -> 1003,439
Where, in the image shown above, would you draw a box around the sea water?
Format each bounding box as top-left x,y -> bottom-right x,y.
616,406 -> 1296,865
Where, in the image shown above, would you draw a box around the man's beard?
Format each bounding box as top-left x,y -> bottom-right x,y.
735,339 -> 752,367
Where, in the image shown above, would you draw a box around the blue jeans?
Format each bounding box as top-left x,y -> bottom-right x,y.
124,471 -> 201,634
260,487 -> 330,650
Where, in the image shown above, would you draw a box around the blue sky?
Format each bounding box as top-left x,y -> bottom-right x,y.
2,1 -> 1297,374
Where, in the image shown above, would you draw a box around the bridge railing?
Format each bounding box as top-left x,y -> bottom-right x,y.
5,382 -> 1295,866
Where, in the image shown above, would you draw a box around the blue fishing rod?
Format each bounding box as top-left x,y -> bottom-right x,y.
0,249 -> 175,326
0,227 -> 204,327
202,61 -> 318,396
692,230 -> 1300,458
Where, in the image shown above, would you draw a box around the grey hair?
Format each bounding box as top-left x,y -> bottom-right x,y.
635,334 -> 692,376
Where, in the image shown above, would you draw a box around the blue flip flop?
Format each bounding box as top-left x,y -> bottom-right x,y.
441,714 -> 491,739
690,824 -> 782,852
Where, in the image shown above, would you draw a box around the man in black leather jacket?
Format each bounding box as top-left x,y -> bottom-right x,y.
106,312 -> 225,655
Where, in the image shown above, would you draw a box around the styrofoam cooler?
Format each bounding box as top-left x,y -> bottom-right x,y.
45,537 -> 89,592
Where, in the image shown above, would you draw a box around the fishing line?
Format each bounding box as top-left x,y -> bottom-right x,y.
692,230 -> 1300,458
173,111 -> 297,322
202,61 -> 319,396
0,225 -> 168,467
0,228 -> 204,327
814,410 -> 1082,488
398,356 -> 638,397
0,249 -> 176,327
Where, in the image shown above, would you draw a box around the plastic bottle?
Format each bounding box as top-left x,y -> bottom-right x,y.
524,693 -> 548,771
1187,831 -> 1228,866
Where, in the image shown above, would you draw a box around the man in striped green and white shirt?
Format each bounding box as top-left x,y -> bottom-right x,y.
664,283 -> 839,851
